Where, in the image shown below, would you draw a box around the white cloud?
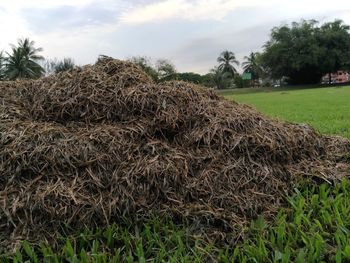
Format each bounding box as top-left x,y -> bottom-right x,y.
0,0 -> 349,73
0,11 -> 29,49
0,0 -> 94,11
120,0 -> 263,24
120,0 -> 350,24
0,0 -> 122,55
36,23 -> 122,64
0,0 -> 96,48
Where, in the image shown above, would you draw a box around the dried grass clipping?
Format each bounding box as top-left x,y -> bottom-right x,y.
0,57 -> 349,250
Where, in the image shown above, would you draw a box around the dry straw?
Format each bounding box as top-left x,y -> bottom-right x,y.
0,57 -> 349,250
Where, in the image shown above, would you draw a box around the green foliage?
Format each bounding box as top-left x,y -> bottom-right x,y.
261,20 -> 350,85
0,51 -> 6,80
217,50 -> 239,77
155,58 -> 177,81
128,57 -> 177,83
5,38 -> 44,80
242,52 -> 263,81
129,56 -> 159,82
44,57 -> 76,75
2,218 -> 213,262
233,180 -> 350,262
234,74 -> 250,88
172,71 -> 232,89
207,50 -> 241,89
174,72 -> 203,84
201,72 -> 217,88
129,56 -> 232,88
210,66 -> 233,89
318,20 -> 350,79
54,58 -> 76,73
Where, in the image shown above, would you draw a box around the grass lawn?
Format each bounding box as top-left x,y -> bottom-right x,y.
2,85 -> 350,262
222,85 -> 350,139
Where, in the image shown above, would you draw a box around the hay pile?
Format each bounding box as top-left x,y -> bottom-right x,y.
0,57 -> 349,250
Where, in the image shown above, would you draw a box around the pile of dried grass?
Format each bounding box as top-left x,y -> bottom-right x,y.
0,57 -> 349,250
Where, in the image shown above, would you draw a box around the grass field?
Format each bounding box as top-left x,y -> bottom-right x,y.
3,85 -> 350,262
222,85 -> 350,139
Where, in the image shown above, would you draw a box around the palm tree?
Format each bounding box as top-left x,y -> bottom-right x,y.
18,38 -> 44,62
54,58 -> 76,73
5,38 -> 44,80
242,52 -> 265,87
217,50 -> 239,77
242,52 -> 262,80
210,67 -> 231,89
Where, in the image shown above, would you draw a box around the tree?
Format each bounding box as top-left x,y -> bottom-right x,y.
201,73 -> 217,88
54,58 -> 76,73
5,38 -> 44,80
242,52 -> 262,83
234,74 -> 249,88
174,72 -> 203,84
43,58 -> 58,76
217,50 -> 239,77
44,58 -> 76,75
317,20 -> 350,83
129,56 -> 158,82
129,57 -> 179,83
261,20 -> 350,85
0,52 -> 6,80
156,59 -> 176,81
210,67 -> 232,89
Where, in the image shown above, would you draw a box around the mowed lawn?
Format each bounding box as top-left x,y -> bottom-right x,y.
223,85 -> 350,139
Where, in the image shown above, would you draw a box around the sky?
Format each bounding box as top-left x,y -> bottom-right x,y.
0,0 -> 349,74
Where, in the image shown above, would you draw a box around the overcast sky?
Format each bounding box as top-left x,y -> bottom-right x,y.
0,0 -> 349,73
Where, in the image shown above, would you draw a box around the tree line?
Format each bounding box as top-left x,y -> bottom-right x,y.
130,19 -> 350,88
1,19 -> 349,88
263,19 -> 350,85
0,38 -> 75,80
129,51 -> 264,89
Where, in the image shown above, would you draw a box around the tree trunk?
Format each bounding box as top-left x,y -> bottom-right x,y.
328,72 -> 332,84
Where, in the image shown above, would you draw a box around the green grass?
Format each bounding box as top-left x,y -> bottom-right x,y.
3,181 -> 350,262
223,85 -> 350,138
3,218 -> 214,263
2,85 -> 350,262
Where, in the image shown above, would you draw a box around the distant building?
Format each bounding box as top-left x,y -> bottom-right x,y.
322,70 -> 349,84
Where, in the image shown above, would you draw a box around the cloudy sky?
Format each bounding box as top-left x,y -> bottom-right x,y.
0,0 -> 349,73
